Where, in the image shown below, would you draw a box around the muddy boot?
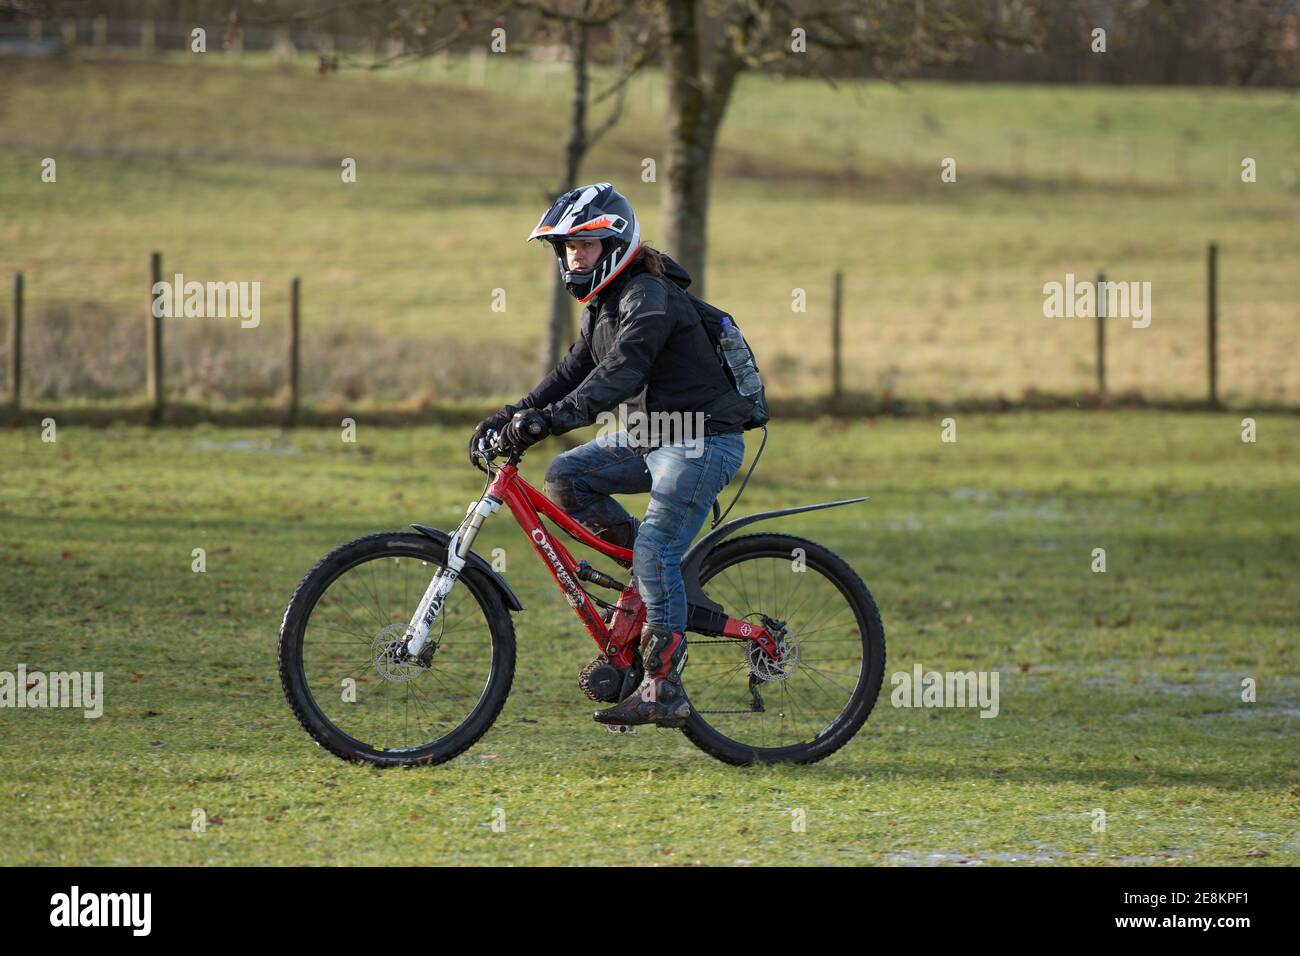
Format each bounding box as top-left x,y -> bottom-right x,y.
593,624 -> 690,728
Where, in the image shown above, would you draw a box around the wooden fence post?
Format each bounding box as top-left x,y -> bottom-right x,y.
148,252 -> 164,423
1207,242 -> 1219,408
831,270 -> 843,405
1096,270 -> 1106,402
8,273 -> 22,409
288,277 -> 301,426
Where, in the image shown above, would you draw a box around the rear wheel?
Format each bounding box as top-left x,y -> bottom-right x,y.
682,533 -> 885,765
278,531 -> 516,767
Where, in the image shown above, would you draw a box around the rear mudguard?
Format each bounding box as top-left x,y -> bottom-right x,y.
682,497 -> 867,634
409,523 -> 526,612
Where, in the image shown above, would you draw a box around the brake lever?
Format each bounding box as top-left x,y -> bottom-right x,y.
475,427 -> 524,471
471,429 -> 501,474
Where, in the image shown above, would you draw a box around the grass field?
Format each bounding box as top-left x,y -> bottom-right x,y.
1,51 -> 1298,405
1,412 -> 1296,865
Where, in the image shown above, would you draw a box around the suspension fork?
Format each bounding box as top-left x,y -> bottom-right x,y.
403,495 -> 501,658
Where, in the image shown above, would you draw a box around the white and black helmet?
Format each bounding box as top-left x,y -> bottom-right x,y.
527,182 -> 641,303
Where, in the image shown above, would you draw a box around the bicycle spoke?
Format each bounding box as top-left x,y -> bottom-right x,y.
318,588 -> 376,641
686,541 -> 880,758
686,658 -> 749,701
364,558 -> 392,627
791,667 -> 854,717
299,547 -> 497,753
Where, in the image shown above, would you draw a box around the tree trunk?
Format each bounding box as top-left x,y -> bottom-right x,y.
543,19 -> 591,371
660,0 -> 740,299
545,266 -> 574,372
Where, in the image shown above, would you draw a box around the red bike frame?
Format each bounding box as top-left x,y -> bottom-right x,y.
483,461 -> 777,669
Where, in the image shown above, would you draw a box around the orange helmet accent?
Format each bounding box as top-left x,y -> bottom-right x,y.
570,216 -> 615,233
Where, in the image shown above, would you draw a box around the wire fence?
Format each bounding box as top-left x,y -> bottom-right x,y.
6,242 -> 1291,423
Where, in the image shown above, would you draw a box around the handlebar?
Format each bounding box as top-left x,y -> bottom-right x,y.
471,428 -> 522,474
470,417 -> 545,474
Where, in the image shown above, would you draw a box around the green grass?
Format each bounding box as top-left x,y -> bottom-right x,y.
0,412 -> 1296,865
1,52 -> 1297,404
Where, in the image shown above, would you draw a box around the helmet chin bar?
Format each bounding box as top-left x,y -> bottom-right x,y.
551,236 -> 627,302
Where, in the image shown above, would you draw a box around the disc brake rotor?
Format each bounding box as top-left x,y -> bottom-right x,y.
371,623 -> 423,682
746,618 -> 797,681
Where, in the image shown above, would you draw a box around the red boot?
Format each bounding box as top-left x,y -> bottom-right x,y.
593,624 -> 690,728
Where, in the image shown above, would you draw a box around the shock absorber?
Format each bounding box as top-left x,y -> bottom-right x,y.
405,496 -> 500,659
574,560 -> 625,592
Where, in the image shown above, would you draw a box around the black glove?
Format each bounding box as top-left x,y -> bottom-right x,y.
468,405 -> 516,465
500,407 -> 552,453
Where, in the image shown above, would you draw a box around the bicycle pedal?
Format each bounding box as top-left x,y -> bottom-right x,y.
604,724 -> 637,735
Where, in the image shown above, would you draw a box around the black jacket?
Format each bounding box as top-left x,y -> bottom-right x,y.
515,253 -> 751,448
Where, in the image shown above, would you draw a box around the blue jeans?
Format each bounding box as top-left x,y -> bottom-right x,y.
544,431 -> 746,632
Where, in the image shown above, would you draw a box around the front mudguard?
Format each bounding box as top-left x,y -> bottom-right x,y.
682,497 -> 867,634
409,523 -> 526,612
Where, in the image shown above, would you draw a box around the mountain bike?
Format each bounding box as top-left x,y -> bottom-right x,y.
278,426 -> 885,767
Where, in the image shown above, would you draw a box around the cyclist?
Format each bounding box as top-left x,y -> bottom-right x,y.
468,182 -> 750,727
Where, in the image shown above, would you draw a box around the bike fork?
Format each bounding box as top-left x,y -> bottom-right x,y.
404,495 -> 500,658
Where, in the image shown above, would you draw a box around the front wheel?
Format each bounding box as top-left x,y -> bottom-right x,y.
278,531 -> 516,767
682,533 -> 885,765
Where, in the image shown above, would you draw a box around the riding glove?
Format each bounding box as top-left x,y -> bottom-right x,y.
468,405 -> 516,465
500,408 -> 552,452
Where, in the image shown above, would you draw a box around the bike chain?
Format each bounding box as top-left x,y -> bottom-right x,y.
687,615 -> 780,647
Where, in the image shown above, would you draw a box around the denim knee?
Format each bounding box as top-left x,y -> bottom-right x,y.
542,453 -> 580,511
631,531 -> 664,584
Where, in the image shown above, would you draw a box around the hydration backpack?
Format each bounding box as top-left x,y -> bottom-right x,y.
686,293 -> 770,431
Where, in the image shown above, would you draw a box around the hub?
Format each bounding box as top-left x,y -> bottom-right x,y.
371,623 -> 423,682
747,616 -> 796,681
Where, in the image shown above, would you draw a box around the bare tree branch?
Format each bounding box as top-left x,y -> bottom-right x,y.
505,0 -> 632,27
588,57 -> 631,146
593,20 -> 665,103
